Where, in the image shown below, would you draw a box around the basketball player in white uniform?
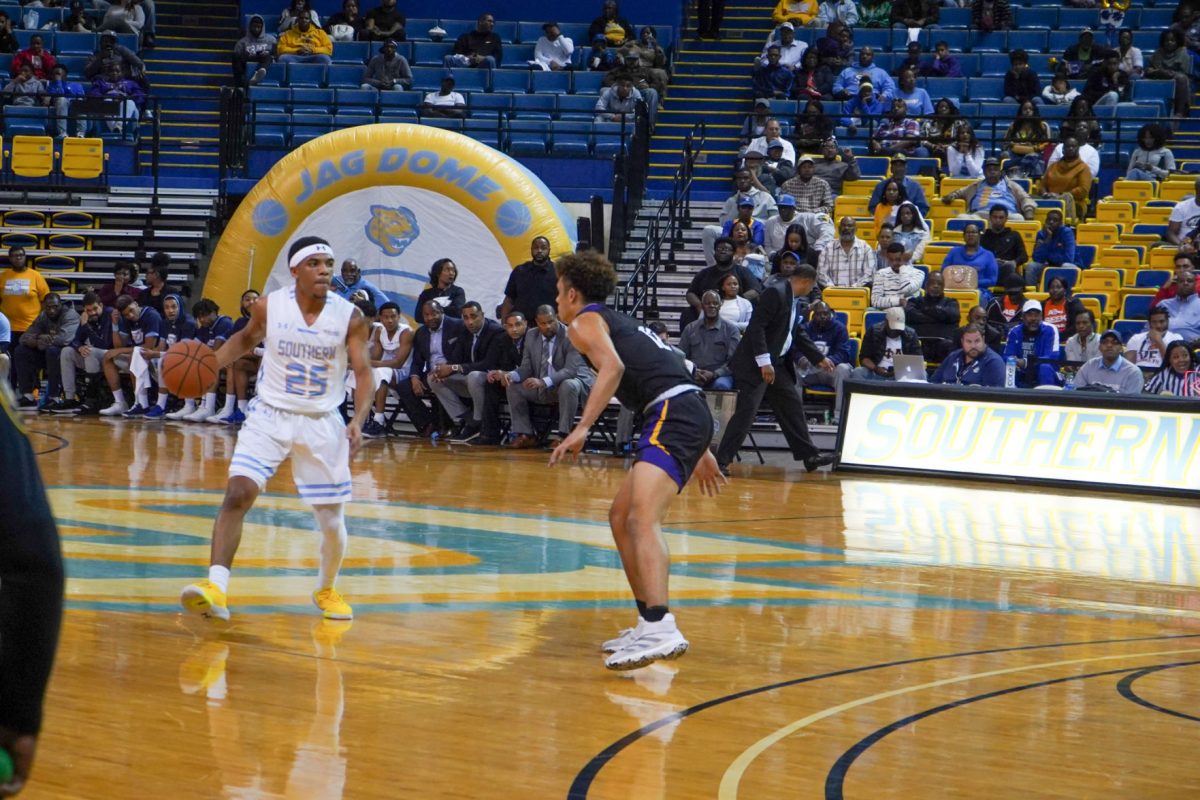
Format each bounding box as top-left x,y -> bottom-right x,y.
180,236 -> 375,622
362,301 -> 413,438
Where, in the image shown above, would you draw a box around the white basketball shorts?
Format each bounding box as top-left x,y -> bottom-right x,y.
228,398 -> 352,505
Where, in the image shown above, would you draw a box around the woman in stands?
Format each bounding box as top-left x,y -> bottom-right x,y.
1002,101 -> 1051,179
1060,96 -> 1100,147
872,178 -> 907,235
946,124 -> 985,179
1144,341 -> 1197,396
717,273 -> 753,332
1147,30 -> 1192,119
279,0 -> 320,33
1126,124 -> 1177,184
791,52 -> 834,103
791,97 -> 834,151
920,97 -> 965,163
1041,72 -> 1079,106
892,201 -> 929,264
1040,275 -> 1085,337
771,224 -> 810,274
415,258 -> 466,319
729,221 -> 768,281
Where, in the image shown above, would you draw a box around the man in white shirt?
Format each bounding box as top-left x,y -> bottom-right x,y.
421,74 -> 465,117
1124,306 -> 1181,368
1045,141 -> 1101,180
758,21 -> 806,70
871,243 -> 924,309
745,117 -> 796,164
1166,177 -> 1200,246
763,195 -> 836,257
531,22 -> 573,70
702,169 -> 778,265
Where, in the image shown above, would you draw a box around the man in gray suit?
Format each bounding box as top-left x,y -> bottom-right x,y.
501,305 -> 594,449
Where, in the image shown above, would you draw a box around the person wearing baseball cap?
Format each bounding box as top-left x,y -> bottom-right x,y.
849,305 -> 921,392
1002,299 -> 1061,387
931,322 -> 1006,387
1074,328 -> 1145,394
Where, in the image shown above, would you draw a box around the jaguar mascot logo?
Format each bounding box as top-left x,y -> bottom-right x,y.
365,205 -> 420,257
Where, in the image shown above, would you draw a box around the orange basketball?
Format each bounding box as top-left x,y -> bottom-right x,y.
160,340 -> 219,399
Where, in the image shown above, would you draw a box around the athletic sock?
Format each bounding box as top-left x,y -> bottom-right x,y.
373,412 -> 385,425
136,388 -> 149,407
643,605 -> 669,623
203,392 -> 218,413
220,394 -> 236,416
208,565 -> 231,594
156,392 -> 170,409
636,599 -> 648,619
181,399 -> 196,412
316,509 -> 348,590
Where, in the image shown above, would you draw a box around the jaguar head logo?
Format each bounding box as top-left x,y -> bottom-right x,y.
365,205 -> 420,257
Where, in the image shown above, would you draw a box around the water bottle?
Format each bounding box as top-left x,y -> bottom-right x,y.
1004,356 -> 1017,389
1064,372 -> 1075,391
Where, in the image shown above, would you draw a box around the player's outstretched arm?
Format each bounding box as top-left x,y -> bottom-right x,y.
212,295 -> 268,371
549,314 -> 623,466
345,309 -> 374,456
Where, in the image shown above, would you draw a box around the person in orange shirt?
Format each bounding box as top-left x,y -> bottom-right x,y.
1039,275 -> 1085,337
0,247 -> 50,340
1038,137 -> 1093,221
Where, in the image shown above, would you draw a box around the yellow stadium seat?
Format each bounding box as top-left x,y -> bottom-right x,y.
920,243 -> 954,271
1008,220 -> 1041,250
910,175 -> 935,200
1077,269 -> 1121,311
1110,180 -> 1155,204
1032,200 -> 1066,226
939,177 -> 976,197
47,233 -> 87,250
1096,248 -> 1141,273
833,195 -> 871,219
1076,295 -> 1104,323
50,211 -> 97,228
1148,247 -> 1180,270
6,136 -> 54,179
823,287 -> 870,335
1138,205 -> 1173,226
944,290 -> 978,325
1095,202 -> 1135,224
841,179 -> 878,196
59,137 -> 106,180
1119,233 -> 1162,247
1158,181 -> 1196,203
1,209 -> 46,227
1077,223 -> 1120,247
926,199 -> 964,232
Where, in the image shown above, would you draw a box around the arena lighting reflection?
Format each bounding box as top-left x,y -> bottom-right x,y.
840,480 -> 1200,586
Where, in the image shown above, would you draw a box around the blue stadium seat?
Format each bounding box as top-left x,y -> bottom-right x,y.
410,66 -> 447,91
470,92 -> 512,117
1132,31 -> 1161,51
1132,80 -> 1174,115
291,88 -> 335,113
854,29 -> 889,49
23,7 -> 62,28
56,55 -> 88,78
1120,294 -> 1153,320
332,41 -> 371,65
940,7 -> 971,27
333,111 -> 375,129
557,94 -> 596,120
593,122 -> 629,158
379,90 -> 423,111
421,116 -> 463,132
1135,270 -> 1172,289
406,18 -> 439,41
490,20 -> 517,43
254,63 -> 287,87
931,30 -> 969,52
1039,103 -> 1069,119
1057,9 -> 1098,29
3,106 -> 48,136
491,69 -> 529,94
979,53 -> 1009,77
551,120 -> 592,156
1013,7 -> 1056,30
378,108 -> 419,123
438,19 -> 475,40
531,70 -> 571,95
286,63 -> 327,88
463,117 -> 502,148
507,118 -> 549,155
290,113 -> 334,145
1028,54 -> 1056,76
249,86 -> 290,113
1110,319 -> 1142,343
954,54 -> 980,79
507,44 -> 536,64
1048,31 -> 1083,52
1006,31 -> 1047,54
327,64 -> 365,89
924,77 -> 966,100
559,23 -> 589,45
336,88 -> 378,112
572,71 -> 605,95
1140,8 -> 1174,29
413,41 -> 454,65
970,31 -> 1006,52
517,21 -> 545,44
969,77 -> 1004,102
512,93 -> 557,118
253,112 -> 290,146
449,69 -> 488,93
53,31 -> 95,55
767,98 -> 797,118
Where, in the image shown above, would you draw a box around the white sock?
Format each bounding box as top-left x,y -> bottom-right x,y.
314,506 -> 348,590
181,399 -> 196,412
136,388 -> 149,407
220,394 -> 236,415
373,411 -> 385,425
156,392 -> 170,409
203,392 -> 218,412
208,564 -> 231,593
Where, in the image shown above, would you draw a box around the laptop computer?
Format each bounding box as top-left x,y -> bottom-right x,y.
893,354 -> 928,383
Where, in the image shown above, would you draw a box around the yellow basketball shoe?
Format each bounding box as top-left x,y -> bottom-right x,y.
312,587 -> 353,620
180,580 -> 231,621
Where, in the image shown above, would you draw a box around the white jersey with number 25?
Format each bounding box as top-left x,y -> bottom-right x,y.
255,285 -> 354,414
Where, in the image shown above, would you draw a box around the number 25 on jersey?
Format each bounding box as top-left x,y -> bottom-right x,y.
285,363 -> 329,397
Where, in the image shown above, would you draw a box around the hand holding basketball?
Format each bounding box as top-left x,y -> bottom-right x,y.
160,340 -> 219,398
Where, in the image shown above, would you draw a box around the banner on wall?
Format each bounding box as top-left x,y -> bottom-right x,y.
837,382 -> 1200,497
204,124 -> 576,318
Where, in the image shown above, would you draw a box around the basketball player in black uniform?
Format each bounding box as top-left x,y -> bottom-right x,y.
549,251 -> 725,670
0,374 -> 65,797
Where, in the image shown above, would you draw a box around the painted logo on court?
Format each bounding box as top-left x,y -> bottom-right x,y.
364,204 -> 420,257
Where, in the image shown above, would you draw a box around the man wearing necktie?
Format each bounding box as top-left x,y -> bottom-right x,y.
715,263 -> 838,475
429,301 -> 505,441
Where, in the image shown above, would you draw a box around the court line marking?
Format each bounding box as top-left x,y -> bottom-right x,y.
566,633 -> 1200,800
823,659 -> 1200,800
1117,661 -> 1200,724
718,647 -> 1200,799
28,427 -> 70,455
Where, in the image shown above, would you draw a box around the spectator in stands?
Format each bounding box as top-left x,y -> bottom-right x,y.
1041,275 -> 1084,337
1041,72 -> 1078,107
594,78 -> 643,122
1168,181 -> 1200,248
808,137 -> 855,197
968,303 -> 1005,352
931,325 -> 1005,386
892,201 -> 929,263
696,0 -> 727,39
1160,270 -> 1200,343
791,51 -> 833,103
3,63 -> 45,107
778,156 -> 832,215
870,99 -> 922,158
818,217 -> 874,287
766,200 -> 798,257
325,0 -> 365,41
873,225 -> 895,269
871,243 -> 922,309
396,301 -> 460,437
1002,49 -> 1041,106
943,157 -> 1036,221
893,68 -> 932,118
1039,137 -> 1093,221
833,46 -> 894,101
424,301 -> 500,440
773,0 -> 818,26
361,39 -> 411,90
604,50 -> 664,110
920,97 -> 965,162
1003,299 -> 1059,387
944,222 -> 999,292
856,0 -> 892,27
1126,124 -> 1176,184
920,41 -> 962,78
532,23 -> 574,71
988,272 -> 1028,332
587,34 -> 618,71
1062,29 -> 1114,78
1075,330 -> 1143,394
0,247 -> 49,344
1147,30 -> 1192,119
816,0 -> 858,27
1063,309 -> 1099,364
358,301 -> 413,437
741,99 -> 771,145
702,170 -> 777,265
416,258 -> 465,318
796,301 -> 852,404
47,292 -> 107,414
279,0 -> 319,33
718,272 -> 753,331
1124,306 -> 1180,369
760,22 -> 807,71
100,294 -> 161,415
98,0 -> 144,36
500,237 -> 557,323
679,291 -> 741,391
893,42 -> 923,78
869,154 -> 930,217
981,205 -> 1027,285
971,0 -> 1011,32
1143,341 -> 1196,396
232,14 -> 276,88
730,220 -> 769,278
755,45 -> 793,100
815,20 -> 852,71
589,0 -> 634,46
10,35 -> 55,81
85,32 -> 146,83
422,74 -> 466,117
277,15 -> 332,65
96,262 -> 140,308
946,125 -> 985,179
891,0 -> 938,26
1003,101 -> 1051,179
872,181 -> 906,234
686,238 -> 762,332
746,118 -> 795,163
1116,29 -> 1142,80
503,305 -> 593,448
332,258 -> 386,308
62,2 -> 95,33
840,79 -> 887,130
138,258 -> 177,315
363,0 -> 405,42
851,306 -> 921,384
11,294 -> 79,410
1025,210 -> 1077,286
762,140 -> 796,186
739,150 -> 778,197
1083,53 -> 1126,108
905,272 -> 959,360
0,12 -> 17,55
1046,132 -> 1099,181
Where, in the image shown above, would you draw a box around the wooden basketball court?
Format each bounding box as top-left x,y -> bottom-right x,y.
20,417 -> 1200,798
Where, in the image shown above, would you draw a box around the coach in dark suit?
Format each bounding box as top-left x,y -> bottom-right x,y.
396,300 -> 466,436
502,305 -> 594,448
715,263 -> 838,474
476,309 -> 529,445
429,301 -> 505,439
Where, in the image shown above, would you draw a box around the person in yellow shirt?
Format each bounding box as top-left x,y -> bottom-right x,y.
773,0 -> 818,26
0,247 -> 50,339
277,16 -> 332,65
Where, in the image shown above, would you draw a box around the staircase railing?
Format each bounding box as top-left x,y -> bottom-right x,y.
218,87 -> 249,183
607,100 -> 653,260
613,120 -> 705,322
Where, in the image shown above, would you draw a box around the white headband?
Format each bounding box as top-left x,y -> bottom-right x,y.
289,243 -> 334,268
